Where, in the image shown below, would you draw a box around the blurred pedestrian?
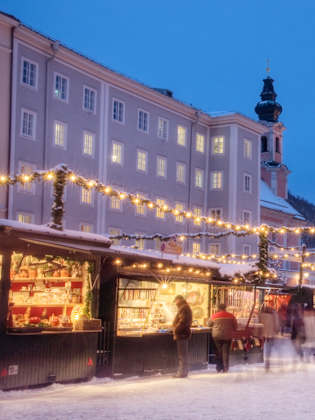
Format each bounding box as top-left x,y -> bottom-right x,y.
290,303 -> 306,359
303,305 -> 315,362
278,303 -> 288,335
209,303 -> 237,373
172,295 -> 192,378
259,304 -> 280,371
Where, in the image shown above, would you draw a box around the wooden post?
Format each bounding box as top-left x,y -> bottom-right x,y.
299,244 -> 307,287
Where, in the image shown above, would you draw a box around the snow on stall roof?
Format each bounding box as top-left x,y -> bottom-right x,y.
0,219 -> 111,246
111,245 -> 255,277
260,181 -> 304,220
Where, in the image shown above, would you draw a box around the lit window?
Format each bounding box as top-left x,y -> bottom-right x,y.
243,245 -> 251,256
54,73 -> 68,101
17,212 -> 33,224
177,126 -> 186,146
83,131 -> 94,156
21,109 -> 36,139
156,198 -> 165,219
192,242 -> 201,255
158,118 -> 168,140
209,244 -> 220,255
210,171 -> 223,190
135,200 -> 146,216
195,169 -> 204,189
210,209 -> 222,220
110,196 -> 122,211
212,136 -> 224,155
193,207 -> 202,225
175,203 -> 184,223
176,163 -> 186,183
81,188 -> 93,205
21,58 -> 37,87
109,228 -> 121,245
112,99 -> 124,123
242,210 -> 251,225
196,133 -> 205,153
138,110 -> 149,133
112,142 -> 123,164
244,139 -> 252,159
157,156 -> 167,178
54,121 -> 67,148
83,86 -> 96,112
135,235 -> 145,250
244,174 -> 252,193
80,223 -> 93,233
137,150 -> 147,172
18,162 -> 35,194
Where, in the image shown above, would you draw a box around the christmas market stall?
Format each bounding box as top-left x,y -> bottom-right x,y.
0,219 -> 110,391
97,246 -> 265,377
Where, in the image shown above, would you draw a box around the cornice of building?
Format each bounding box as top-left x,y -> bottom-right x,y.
0,11 -> 20,28
209,112 -> 267,135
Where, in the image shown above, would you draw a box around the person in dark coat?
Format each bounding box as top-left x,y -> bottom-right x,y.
209,303 -> 237,373
259,304 -> 280,371
172,295 -> 192,378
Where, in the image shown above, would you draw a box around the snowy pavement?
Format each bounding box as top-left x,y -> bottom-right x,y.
1,360 -> 315,420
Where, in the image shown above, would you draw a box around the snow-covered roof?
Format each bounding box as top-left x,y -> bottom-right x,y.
0,219 -> 111,246
260,181 -> 304,220
111,245 -> 255,277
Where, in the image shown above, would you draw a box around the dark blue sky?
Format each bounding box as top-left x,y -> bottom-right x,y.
1,0 -> 314,201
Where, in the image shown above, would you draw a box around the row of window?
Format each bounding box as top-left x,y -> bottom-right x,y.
22,58 -> 97,113
17,212 -> 94,233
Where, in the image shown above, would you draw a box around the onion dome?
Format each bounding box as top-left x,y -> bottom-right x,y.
255,76 -> 282,123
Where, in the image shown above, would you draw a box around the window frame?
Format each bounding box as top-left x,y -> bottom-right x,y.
82,130 -> 95,157
157,117 -> 169,140
155,198 -> 166,219
108,227 -> 122,245
243,173 -> 252,193
82,85 -> 97,114
156,155 -> 167,178
195,168 -> 204,189
176,162 -> 186,184
80,187 -> 94,206
242,210 -> 252,225
53,120 -> 68,149
211,136 -> 225,155
175,202 -> 184,223
177,125 -> 187,147
111,141 -> 124,166
136,149 -> 148,173
210,170 -> 223,190
192,241 -> 201,255
243,138 -> 252,160
53,72 -> 69,103
243,244 -> 252,256
137,109 -> 150,134
21,57 -> 38,89
110,195 -> 123,212
17,161 -> 36,195
193,207 -> 203,225
209,208 -> 223,220
16,211 -> 34,224
112,98 -> 125,124
80,223 -> 94,233
196,133 -> 205,153
20,108 -> 37,140
209,243 -> 221,256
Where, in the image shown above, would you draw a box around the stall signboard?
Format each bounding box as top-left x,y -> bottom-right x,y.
160,238 -> 182,255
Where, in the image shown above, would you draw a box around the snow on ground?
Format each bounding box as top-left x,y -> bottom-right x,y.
1,340 -> 315,420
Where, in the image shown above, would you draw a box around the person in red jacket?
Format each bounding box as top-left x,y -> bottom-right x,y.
209,303 -> 237,373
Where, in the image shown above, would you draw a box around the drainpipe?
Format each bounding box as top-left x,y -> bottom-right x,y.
40,41 -> 59,224
185,111 -> 200,252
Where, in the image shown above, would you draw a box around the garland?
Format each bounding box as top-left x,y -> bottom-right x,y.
49,164 -> 69,230
109,230 -> 251,241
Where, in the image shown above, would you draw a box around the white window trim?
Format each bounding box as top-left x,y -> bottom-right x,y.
243,244 -> 252,256
242,209 -> 252,225
82,85 -> 97,114
196,133 -> 205,153
209,243 -> 221,255
210,171 -> 223,190
53,120 -> 68,150
243,138 -> 252,160
243,173 -> 252,193
193,207 -> 203,225
111,140 -> 124,166
135,197 -> 147,217
136,149 -> 148,173
176,162 -> 186,184
209,208 -> 223,220
177,125 -> 187,147
195,168 -> 204,189
16,211 -> 35,224
155,198 -> 166,219
211,136 -> 225,156
175,202 -> 185,224
192,241 -> 201,255
137,108 -> 150,134
108,227 -> 122,245
112,97 -> 125,125
80,187 -> 94,206
21,56 -> 38,89
17,161 -> 36,195
109,196 -> 123,212
20,108 -> 37,140
157,117 -> 169,140
156,155 -> 167,179
53,72 -> 69,103
82,130 -> 95,157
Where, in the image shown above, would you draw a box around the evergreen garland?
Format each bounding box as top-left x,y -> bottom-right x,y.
257,231 -> 269,280
49,164 -> 68,230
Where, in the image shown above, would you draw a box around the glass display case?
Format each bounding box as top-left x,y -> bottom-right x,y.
7,252 -> 90,331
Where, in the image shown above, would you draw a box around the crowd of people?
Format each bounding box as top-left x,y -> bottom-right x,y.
172,294 -> 315,378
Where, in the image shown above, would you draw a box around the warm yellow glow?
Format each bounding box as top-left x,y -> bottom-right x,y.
114,258 -> 122,265
179,236 -> 185,241
148,202 -> 154,209
22,174 -> 30,182
69,174 -> 77,182
157,263 -> 163,268
161,282 -> 168,289
104,186 -> 112,194
185,212 -> 192,218
0,176 -> 7,183
46,172 -> 54,180
119,192 -> 126,200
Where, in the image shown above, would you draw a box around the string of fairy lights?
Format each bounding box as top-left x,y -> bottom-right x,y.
0,165 -> 312,236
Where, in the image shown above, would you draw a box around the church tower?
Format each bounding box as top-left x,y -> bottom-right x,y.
255,72 -> 289,199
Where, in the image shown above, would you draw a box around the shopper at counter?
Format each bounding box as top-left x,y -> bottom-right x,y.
172,295 -> 192,378
209,303 -> 237,373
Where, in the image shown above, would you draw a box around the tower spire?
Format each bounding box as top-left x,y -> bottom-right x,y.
255,70 -> 282,123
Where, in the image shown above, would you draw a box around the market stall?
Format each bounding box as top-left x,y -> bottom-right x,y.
0,220 -> 110,391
